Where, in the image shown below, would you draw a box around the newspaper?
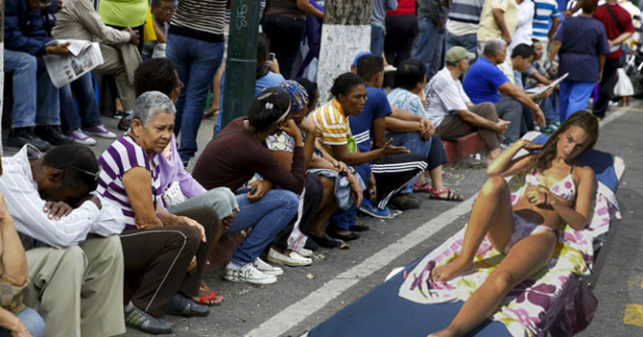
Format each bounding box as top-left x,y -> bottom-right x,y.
42,39 -> 104,88
525,73 -> 569,95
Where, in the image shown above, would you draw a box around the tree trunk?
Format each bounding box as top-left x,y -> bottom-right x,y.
221,0 -> 261,129
317,0 -> 373,101
324,0 -> 371,25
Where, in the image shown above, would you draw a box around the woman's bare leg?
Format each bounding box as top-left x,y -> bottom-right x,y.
432,176 -> 515,282
429,166 -> 445,190
205,65 -> 225,117
431,231 -> 557,337
311,177 -> 337,236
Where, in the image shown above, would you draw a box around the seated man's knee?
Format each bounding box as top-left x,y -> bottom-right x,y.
18,53 -> 37,71
479,102 -> 498,117
59,246 -> 88,275
96,235 -> 124,264
165,227 -> 201,253
183,226 -> 202,250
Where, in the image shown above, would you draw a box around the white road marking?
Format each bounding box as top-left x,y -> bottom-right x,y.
246,196 -> 475,337
246,106 -> 632,337
600,106 -> 629,128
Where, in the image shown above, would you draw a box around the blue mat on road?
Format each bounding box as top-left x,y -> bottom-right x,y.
307,260 -> 511,337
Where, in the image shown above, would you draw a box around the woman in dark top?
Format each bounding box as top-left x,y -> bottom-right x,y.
193,88 -> 311,285
262,0 -> 324,78
548,0 -> 609,121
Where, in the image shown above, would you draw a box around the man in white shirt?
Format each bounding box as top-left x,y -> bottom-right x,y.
426,47 -> 510,160
0,145 -> 126,337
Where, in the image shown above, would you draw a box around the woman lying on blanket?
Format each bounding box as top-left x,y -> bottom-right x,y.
428,110 -> 599,337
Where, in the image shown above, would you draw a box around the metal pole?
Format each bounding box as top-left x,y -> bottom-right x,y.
221,0 -> 261,128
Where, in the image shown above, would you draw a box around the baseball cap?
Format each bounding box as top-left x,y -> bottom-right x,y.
352,51 -> 372,67
445,47 -> 476,64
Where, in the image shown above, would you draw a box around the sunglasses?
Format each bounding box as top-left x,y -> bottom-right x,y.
58,165 -> 101,182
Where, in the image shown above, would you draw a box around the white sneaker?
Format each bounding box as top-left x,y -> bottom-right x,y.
223,263 -> 277,285
294,247 -> 313,258
66,129 -> 96,145
253,257 -> 284,276
267,248 -> 313,267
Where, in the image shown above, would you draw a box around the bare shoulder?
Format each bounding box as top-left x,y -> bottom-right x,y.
575,164 -> 595,178
573,164 -> 596,185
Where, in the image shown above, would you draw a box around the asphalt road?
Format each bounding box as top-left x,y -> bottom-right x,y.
5,102 -> 640,337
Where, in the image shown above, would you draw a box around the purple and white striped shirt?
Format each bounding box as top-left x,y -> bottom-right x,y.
97,136 -> 162,230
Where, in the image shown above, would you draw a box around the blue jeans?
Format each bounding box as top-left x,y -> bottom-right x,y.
167,34 -> 224,163
0,307 -> 45,337
559,80 -> 595,122
3,50 -> 37,128
445,31 -> 478,62
541,93 -> 559,125
60,73 -> 102,131
370,24 -> 385,57
213,110 -> 223,137
495,97 -> 523,144
413,18 -> 444,77
36,57 -> 61,126
225,189 -> 299,265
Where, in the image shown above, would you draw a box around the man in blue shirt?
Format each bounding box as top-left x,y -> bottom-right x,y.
463,38 -> 545,143
350,54 -> 429,211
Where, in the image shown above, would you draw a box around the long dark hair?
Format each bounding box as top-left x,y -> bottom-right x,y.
526,111 -> 599,173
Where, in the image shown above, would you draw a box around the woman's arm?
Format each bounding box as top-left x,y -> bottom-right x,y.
122,167 -> 163,229
331,140 -> 408,166
153,18 -> 167,43
552,166 -> 595,230
0,307 -> 29,337
525,166 -> 596,230
547,40 -> 562,64
486,139 -> 536,177
299,118 -> 318,167
0,193 -> 27,286
598,55 -> 606,83
296,0 -> 324,18
609,32 -> 634,48
156,206 -> 206,241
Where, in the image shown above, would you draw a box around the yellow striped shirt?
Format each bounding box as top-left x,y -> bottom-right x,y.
309,100 -> 351,156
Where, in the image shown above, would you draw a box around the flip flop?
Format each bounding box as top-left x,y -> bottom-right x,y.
196,291 -> 223,306
428,187 -> 464,202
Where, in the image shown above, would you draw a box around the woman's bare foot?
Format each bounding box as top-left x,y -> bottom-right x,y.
431,256 -> 473,282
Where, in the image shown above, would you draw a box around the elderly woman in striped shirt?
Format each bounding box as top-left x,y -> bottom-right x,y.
97,91 -> 220,334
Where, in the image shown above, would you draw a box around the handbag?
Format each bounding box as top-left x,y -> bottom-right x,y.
162,181 -> 188,207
